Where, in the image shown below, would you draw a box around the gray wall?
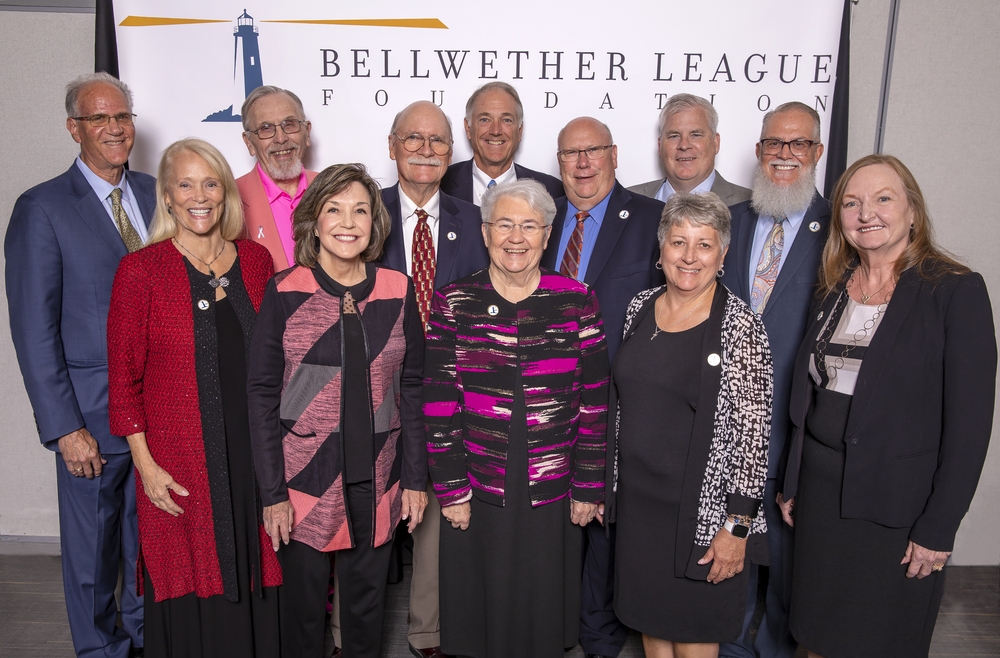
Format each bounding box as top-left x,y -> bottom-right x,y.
1,2 -> 998,564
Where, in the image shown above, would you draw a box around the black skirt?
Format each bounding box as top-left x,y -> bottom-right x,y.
144,296 -> 280,658
612,312 -> 749,643
439,372 -> 584,658
790,385 -> 945,657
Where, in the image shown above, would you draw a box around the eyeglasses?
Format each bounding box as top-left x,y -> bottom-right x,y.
557,145 -> 613,163
392,133 -> 453,156
485,221 -> 548,236
248,119 -> 307,139
71,113 -> 136,127
759,139 -> 819,156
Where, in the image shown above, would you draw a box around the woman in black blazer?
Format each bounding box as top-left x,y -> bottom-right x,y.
779,154 -> 996,658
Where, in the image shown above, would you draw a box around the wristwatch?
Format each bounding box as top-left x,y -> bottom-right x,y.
724,515 -> 751,539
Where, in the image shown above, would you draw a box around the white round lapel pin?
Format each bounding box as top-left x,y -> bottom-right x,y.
707,353 -> 721,367
619,210 -> 629,219
809,221 -> 821,233
488,305 -> 499,316
197,300 -> 210,311
447,231 -> 457,241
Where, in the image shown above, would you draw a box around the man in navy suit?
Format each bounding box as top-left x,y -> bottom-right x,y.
719,101 -> 830,658
440,82 -> 563,206
5,72 -> 155,658
378,100 -> 487,658
541,116 -> 663,658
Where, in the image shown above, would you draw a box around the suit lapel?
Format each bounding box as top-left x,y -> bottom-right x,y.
126,172 -> 157,228
381,184 -> 407,274
733,206 -> 757,301
541,197 -> 568,271
68,166 -> 128,259
434,194 -> 464,288
844,271 -> 919,440
584,183 -> 628,286
762,193 -> 829,320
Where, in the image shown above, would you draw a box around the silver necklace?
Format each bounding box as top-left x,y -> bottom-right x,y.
651,285 -> 713,340
815,289 -> 889,379
173,239 -> 229,288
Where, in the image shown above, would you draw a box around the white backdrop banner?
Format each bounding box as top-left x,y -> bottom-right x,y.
114,0 -> 844,193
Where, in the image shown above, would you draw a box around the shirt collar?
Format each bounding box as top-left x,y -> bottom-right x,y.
257,163 -> 308,204
400,188 -> 441,222
472,160 -> 517,189
75,156 -> 129,201
567,187 -> 614,224
657,170 -> 717,201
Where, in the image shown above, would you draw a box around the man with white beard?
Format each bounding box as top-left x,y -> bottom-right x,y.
719,101 -> 831,658
237,86 -> 317,270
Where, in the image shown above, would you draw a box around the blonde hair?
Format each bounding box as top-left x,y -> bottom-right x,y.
819,154 -> 968,297
147,139 -> 247,245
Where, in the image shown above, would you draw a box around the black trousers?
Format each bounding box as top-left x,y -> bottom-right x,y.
277,481 -> 393,658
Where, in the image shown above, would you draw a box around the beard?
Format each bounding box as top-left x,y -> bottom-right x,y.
263,149 -> 304,183
750,158 -> 818,219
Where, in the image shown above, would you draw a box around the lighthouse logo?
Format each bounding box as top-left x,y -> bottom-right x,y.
204,9 -> 263,123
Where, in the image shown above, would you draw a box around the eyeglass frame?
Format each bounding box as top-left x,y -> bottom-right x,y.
70,113 -> 136,127
758,139 -> 820,157
557,144 -> 614,163
246,119 -> 309,139
484,221 -> 550,236
392,132 -> 454,156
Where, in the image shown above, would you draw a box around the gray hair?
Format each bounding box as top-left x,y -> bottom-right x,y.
657,93 -> 718,137
761,101 -> 822,141
481,179 -> 557,227
65,72 -> 133,117
465,82 -> 523,128
389,100 -> 453,142
657,191 -> 732,250
241,86 -> 306,132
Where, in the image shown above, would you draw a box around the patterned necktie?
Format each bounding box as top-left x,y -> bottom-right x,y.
412,208 -> 436,334
488,179 -> 497,188
559,211 -> 589,279
750,217 -> 785,314
110,188 -> 144,253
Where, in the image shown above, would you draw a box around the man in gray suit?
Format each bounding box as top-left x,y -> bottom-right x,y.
629,93 -> 750,205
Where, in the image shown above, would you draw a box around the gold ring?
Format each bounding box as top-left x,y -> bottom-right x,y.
932,563 -> 944,571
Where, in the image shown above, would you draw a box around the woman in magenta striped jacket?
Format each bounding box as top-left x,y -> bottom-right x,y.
423,179 -> 610,658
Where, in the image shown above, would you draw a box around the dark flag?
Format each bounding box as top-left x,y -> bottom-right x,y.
824,0 -> 851,198
95,0 -> 119,76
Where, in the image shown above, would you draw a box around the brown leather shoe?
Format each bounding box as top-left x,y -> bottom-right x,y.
409,644 -> 451,658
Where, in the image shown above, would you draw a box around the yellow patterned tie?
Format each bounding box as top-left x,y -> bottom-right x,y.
109,188 -> 144,253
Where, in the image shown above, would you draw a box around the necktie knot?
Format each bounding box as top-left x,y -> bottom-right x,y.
488,179 -> 497,188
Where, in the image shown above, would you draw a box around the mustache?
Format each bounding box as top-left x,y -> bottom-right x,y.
769,157 -> 800,168
407,156 -> 443,166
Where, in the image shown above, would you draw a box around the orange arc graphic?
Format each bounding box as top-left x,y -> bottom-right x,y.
263,19 -> 448,29
119,17 -> 230,26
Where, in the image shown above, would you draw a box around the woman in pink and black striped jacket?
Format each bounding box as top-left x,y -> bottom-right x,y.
424,179 -> 610,657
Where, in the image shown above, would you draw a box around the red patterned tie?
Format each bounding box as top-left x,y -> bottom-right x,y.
412,209 -> 436,333
559,211 -> 589,279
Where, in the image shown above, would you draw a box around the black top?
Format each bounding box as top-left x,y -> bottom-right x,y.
313,263 -> 377,483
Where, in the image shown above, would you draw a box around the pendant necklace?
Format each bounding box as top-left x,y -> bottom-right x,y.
173,239 -> 229,288
651,284 -> 713,340
852,270 -> 890,305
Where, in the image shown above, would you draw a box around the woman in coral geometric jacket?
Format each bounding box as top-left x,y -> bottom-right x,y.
108,138 -> 280,658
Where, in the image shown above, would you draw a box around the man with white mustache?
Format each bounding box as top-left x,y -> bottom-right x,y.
237,86 -> 317,271
719,101 -> 831,658
333,100 -> 485,658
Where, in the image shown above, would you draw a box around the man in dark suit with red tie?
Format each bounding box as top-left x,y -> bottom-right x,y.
440,82 -> 563,207
541,116 -> 664,658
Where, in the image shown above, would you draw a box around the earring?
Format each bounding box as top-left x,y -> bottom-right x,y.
718,265 -> 725,277
655,261 -> 663,270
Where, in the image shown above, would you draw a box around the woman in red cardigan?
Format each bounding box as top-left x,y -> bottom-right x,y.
108,138 -> 280,657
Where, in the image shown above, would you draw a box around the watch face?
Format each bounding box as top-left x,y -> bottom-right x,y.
732,523 -> 750,539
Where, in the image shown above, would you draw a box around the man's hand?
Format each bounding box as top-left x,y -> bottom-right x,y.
401,489 -> 428,533
263,501 -> 295,552
58,428 -> 106,479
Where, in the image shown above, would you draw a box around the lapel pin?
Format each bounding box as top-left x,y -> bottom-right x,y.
816,311 -> 824,321
619,210 -> 629,219
257,226 -> 265,238
198,300 -> 210,311
809,221 -> 821,233
707,353 -> 721,366
488,305 -> 499,316
447,231 -> 457,241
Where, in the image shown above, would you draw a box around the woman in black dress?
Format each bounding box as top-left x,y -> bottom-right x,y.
607,192 -> 772,658
779,155 -> 996,657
